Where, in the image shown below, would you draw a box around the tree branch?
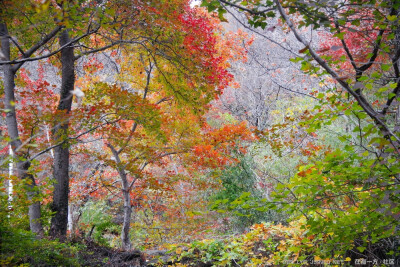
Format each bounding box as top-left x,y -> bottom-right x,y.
30,119 -> 120,161
218,0 -> 275,15
382,51 -> 400,115
334,21 -> 357,70
12,25 -> 63,72
0,26 -> 96,68
74,40 -> 127,61
274,0 -> 400,149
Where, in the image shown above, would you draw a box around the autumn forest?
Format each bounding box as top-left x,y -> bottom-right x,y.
1,0 -> 400,266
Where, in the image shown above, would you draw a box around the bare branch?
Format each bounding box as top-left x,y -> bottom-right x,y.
74,40 -> 129,60
9,36 -> 26,57
30,119 -> 120,161
334,20 -> 357,70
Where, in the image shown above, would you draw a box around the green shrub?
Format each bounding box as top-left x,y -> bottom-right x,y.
0,219 -> 82,266
0,171 -> 81,266
210,156 -> 283,232
80,200 -> 120,246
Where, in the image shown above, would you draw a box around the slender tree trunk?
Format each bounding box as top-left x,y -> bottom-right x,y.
68,203 -> 81,236
394,6 -> 400,134
50,30 -> 75,239
8,146 -> 13,205
18,161 -> 44,235
121,187 -> 133,250
107,144 -> 132,250
0,23 -> 44,236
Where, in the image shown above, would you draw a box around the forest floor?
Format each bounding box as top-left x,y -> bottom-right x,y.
77,239 -> 145,266
78,239 -> 213,266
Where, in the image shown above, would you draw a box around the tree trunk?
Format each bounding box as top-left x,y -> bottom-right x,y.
394,6 -> 400,134
50,30 -> 75,239
68,204 -> 81,237
107,144 -> 133,250
18,161 -> 44,235
122,188 -> 133,250
0,23 -> 44,236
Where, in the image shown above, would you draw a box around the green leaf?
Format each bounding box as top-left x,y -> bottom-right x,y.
266,11 -> 275,17
382,64 -> 391,71
334,32 -> 345,40
387,33 -> 395,40
378,87 -> 389,93
290,57 -> 303,63
371,71 -> 382,79
358,112 -> 367,119
217,7 -> 227,22
365,83 -> 373,90
357,246 -> 366,253
351,19 -> 360,26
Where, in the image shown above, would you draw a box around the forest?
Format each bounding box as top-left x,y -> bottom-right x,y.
1,0 -> 400,266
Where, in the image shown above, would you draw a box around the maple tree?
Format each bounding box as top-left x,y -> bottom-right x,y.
1,0 -> 257,244
72,2 -> 256,248
1,0 -> 196,239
